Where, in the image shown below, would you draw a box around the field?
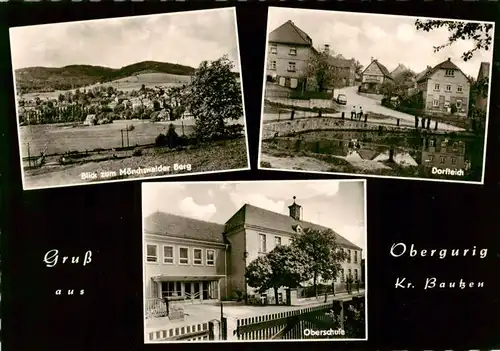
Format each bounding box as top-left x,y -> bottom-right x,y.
19,117 -> 245,157
19,73 -> 191,100
22,137 -> 249,189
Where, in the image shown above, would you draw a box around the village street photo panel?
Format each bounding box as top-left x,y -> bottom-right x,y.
259,7 -> 494,184
9,7 -> 249,190
142,179 -> 367,343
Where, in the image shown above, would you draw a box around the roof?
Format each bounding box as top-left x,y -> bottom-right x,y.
416,58 -> 469,83
236,204 -> 362,250
144,211 -> 225,244
477,62 -> 490,80
361,60 -> 392,79
415,66 -> 432,82
268,20 -> 313,46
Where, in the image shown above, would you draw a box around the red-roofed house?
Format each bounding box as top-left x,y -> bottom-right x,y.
416,58 -> 471,118
266,20 -> 316,89
144,198 -> 363,307
361,58 -> 393,93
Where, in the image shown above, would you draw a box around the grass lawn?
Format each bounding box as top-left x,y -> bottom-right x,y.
23,138 -> 248,189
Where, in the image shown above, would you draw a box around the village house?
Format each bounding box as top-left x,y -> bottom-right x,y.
475,62 -> 490,111
361,58 -> 393,93
144,198 -> 363,307
325,48 -> 357,88
421,136 -> 468,170
267,20 -> 316,89
416,58 -> 471,118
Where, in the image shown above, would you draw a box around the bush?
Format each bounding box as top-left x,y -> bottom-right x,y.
166,123 -> 180,148
289,90 -> 333,100
155,133 -> 166,146
260,161 -> 272,168
222,124 -> 244,139
132,149 -> 142,156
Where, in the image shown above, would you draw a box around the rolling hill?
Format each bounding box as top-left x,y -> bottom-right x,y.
15,61 -> 197,94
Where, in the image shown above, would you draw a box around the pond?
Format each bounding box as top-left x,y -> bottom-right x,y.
264,130 -> 484,181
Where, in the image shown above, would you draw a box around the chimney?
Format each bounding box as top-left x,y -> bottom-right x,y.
288,196 -> 302,221
370,57 -> 374,62
323,44 -> 330,55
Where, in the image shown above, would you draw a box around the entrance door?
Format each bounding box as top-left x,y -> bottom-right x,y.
193,282 -> 200,299
202,281 -> 210,300
279,77 -> 286,86
184,282 -> 192,296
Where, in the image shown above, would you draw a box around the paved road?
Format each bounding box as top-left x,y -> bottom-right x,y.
334,86 -> 463,132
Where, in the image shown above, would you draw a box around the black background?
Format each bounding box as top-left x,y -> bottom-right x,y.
2,1 -> 500,350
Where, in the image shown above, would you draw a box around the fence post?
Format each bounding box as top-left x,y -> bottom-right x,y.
126,129 -> 130,147
364,114 -> 368,123
291,110 -> 295,120
421,117 -> 425,128
27,142 -> 31,168
396,119 -> 400,126
415,116 -> 419,129
341,112 -> 345,119
426,119 -> 431,130
120,130 -> 124,148
434,121 -> 438,130
221,317 -> 227,340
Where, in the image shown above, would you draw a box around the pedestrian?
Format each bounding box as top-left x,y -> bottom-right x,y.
351,105 -> 356,120
358,106 -> 363,120
356,279 -> 360,293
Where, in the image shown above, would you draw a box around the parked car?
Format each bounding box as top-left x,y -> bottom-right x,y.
336,94 -> 347,105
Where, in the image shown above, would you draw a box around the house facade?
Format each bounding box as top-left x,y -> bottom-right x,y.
144,212 -> 228,304
475,62 -> 490,111
421,136 -> 468,171
144,199 -> 363,305
266,20 -> 316,89
328,54 -> 357,88
361,58 -> 393,93
416,58 -> 471,118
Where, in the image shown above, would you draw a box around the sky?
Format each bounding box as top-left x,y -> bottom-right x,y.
267,7 -> 494,77
9,8 -> 240,70
142,180 -> 366,257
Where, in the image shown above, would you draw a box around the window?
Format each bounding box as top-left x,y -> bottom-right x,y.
287,62 -> 296,72
340,268 -> 345,282
269,60 -> 276,70
434,83 -> 440,91
445,69 -> 455,76
179,247 -> 189,265
259,234 -> 267,253
451,157 -> 457,165
354,251 -> 358,263
429,139 -> 435,147
348,269 -> 352,279
444,102 -> 450,108
275,236 -> 282,246
289,47 -> 297,56
193,248 -> 203,265
433,99 -> 439,107
270,45 -> 277,54
452,142 -> 458,151
347,249 -> 352,263
206,249 -> 215,266
163,245 -> 174,264
354,269 -> 358,281
429,155 -> 435,162
457,85 -> 463,93
456,99 -> 462,109
446,84 -> 452,92
146,244 -> 158,263
440,156 -> 446,164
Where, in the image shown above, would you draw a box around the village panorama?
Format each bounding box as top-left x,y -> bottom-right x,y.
10,8 -> 248,190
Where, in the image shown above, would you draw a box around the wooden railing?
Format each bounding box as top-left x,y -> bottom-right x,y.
184,292 -> 200,302
145,298 -> 167,319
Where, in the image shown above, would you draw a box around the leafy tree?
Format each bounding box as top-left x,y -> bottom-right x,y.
291,227 -> 346,299
354,60 -> 363,76
320,248 -> 348,301
245,255 -> 273,295
163,86 -> 186,121
307,50 -> 340,92
415,19 -> 493,61
185,55 -> 243,140
58,93 -> 65,103
267,245 -> 312,304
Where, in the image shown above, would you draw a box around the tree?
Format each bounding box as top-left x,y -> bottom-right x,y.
415,19 -> 493,61
354,60 -> 363,76
163,86 -> 186,121
58,93 -> 65,103
291,227 -> 346,299
267,245 -> 312,304
307,50 -> 340,92
185,55 -> 243,140
245,255 -> 273,296
320,248 -> 348,301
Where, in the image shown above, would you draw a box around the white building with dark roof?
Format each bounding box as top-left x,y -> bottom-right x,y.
144,198 -> 363,307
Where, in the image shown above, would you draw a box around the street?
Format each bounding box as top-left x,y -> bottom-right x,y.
333,86 -> 463,132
